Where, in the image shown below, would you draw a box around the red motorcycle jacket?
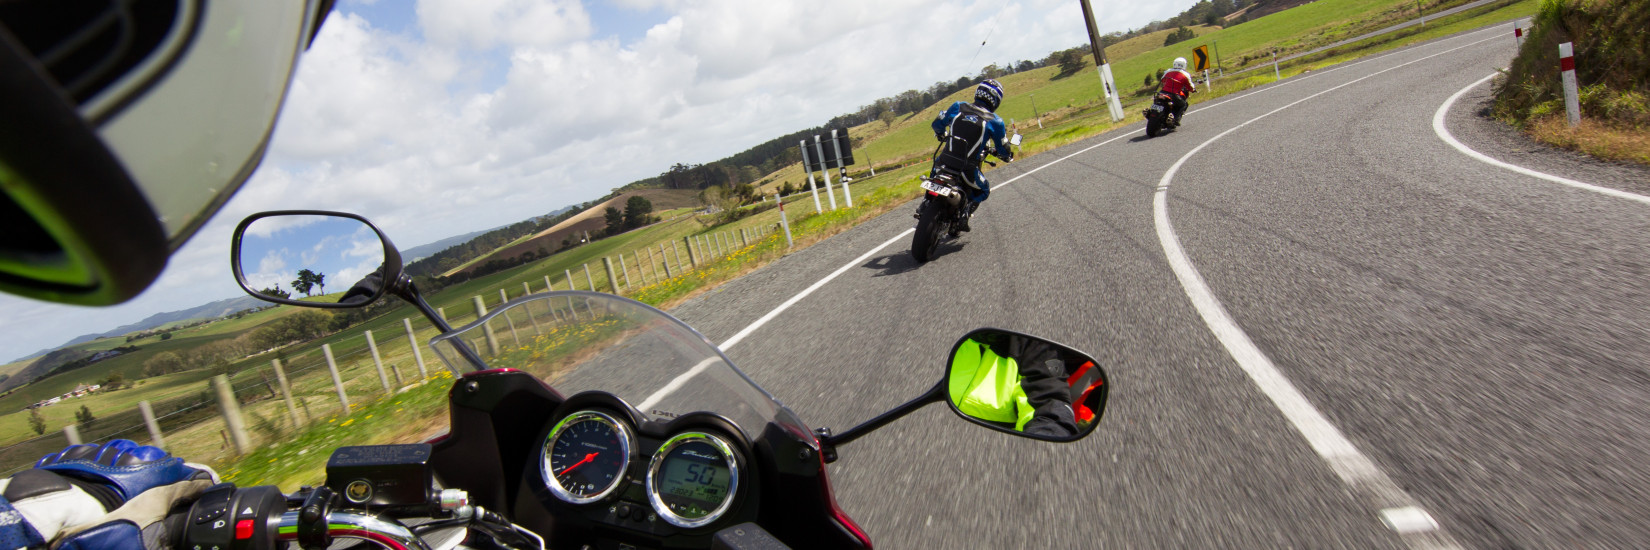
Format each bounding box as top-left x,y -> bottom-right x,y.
1161,69 -> 1196,97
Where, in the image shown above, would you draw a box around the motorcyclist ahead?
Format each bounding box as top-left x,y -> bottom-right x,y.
930,79 -> 1012,232
1160,57 -> 1197,126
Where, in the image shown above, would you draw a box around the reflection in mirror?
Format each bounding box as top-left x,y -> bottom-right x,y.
236,215 -> 387,305
946,329 -> 1107,442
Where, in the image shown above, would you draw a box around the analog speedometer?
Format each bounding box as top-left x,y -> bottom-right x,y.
542,411 -> 633,504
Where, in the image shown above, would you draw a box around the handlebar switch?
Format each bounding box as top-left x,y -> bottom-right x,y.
296,486 -> 337,550
179,485 -> 285,550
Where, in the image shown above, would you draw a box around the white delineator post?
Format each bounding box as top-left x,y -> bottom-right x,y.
776,194 -> 793,249
1513,24 -> 1523,50
830,129 -> 853,207
800,142 -> 823,213
1559,42 -> 1580,127
813,136 -> 837,211
1273,51 -> 1281,80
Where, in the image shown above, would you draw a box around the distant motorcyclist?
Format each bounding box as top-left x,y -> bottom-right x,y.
929,79 -> 1012,232
1160,57 -> 1197,126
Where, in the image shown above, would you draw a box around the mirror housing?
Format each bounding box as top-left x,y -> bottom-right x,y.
230,211 -> 403,309
945,328 -> 1107,442
1008,133 -> 1023,147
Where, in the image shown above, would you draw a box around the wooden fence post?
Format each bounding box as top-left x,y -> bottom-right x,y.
498,289 -> 521,346
270,359 -> 302,427
138,400 -> 165,449
213,375 -> 250,455
662,244 -> 675,278
603,257 -> 621,294
323,344 -> 350,413
474,296 -> 500,355
684,237 -> 698,268
566,269 -> 577,291
583,264 -> 595,291
365,330 -> 393,392
402,319 -> 429,379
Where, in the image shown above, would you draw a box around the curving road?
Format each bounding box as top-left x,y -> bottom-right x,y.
667,21 -> 1650,549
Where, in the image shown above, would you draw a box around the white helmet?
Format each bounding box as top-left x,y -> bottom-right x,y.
0,0 -> 336,305
1172,58 -> 1188,71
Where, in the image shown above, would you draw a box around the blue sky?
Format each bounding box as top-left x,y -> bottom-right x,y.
0,0 -> 1204,363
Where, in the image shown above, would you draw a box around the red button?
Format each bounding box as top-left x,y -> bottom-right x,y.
235,519 -> 254,540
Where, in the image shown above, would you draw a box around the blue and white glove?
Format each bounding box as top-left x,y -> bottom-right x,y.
0,440 -> 216,550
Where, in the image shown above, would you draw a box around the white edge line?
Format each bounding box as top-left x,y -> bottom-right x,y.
1152,34 -> 1499,548
1432,73 -> 1650,205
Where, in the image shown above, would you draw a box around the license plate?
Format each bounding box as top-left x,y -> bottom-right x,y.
921,179 -> 955,197
1151,104 -> 1164,112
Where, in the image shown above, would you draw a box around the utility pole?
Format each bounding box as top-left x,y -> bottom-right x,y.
1078,0 -> 1125,122
1214,39 -> 1224,76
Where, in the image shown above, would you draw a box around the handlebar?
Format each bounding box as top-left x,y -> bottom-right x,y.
274,510 -> 431,550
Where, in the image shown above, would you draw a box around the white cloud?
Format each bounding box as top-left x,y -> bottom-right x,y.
0,0 -> 1203,363
417,0 -> 592,50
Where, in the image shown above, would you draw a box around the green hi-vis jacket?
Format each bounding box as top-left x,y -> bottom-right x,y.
949,339 -> 1034,431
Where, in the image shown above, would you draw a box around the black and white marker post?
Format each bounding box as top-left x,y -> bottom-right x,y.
830,129 -> 853,207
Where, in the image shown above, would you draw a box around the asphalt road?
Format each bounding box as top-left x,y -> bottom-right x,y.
665,21 -> 1650,549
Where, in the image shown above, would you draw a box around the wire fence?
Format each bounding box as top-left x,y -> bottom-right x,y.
0,197 -> 813,475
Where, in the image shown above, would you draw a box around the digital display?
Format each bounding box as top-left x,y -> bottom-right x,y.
654,441 -> 731,519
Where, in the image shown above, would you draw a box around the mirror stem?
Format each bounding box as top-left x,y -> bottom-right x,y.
823,379 -> 947,451
393,276 -> 487,371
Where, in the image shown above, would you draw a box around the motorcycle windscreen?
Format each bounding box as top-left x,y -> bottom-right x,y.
427,292 -> 810,443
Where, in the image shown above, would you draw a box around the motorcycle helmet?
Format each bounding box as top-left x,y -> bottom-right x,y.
1172,57 -> 1188,71
973,79 -> 1004,112
0,0 -> 335,305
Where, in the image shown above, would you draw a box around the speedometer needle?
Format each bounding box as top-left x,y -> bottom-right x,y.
556,452 -> 598,476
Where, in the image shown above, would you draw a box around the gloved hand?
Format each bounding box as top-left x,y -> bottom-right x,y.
0,440 -> 216,549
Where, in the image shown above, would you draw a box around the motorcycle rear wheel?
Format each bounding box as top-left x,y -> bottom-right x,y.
911,199 -> 947,263
1145,117 -> 1161,138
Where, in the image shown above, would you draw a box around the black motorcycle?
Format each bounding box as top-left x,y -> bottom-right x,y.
180,210 -> 1111,550
911,134 -> 1019,263
1144,91 -> 1180,138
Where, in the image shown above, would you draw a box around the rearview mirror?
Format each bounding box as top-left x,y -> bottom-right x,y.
230,211 -> 402,308
945,328 -> 1107,442
1009,133 -> 1022,147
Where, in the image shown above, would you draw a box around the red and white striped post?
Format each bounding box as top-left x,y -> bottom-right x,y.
1559,42 -> 1580,127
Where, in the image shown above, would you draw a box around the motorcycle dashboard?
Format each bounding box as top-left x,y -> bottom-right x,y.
528,391 -> 756,541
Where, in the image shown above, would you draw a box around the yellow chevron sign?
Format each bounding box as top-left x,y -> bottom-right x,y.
1192,45 -> 1210,72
